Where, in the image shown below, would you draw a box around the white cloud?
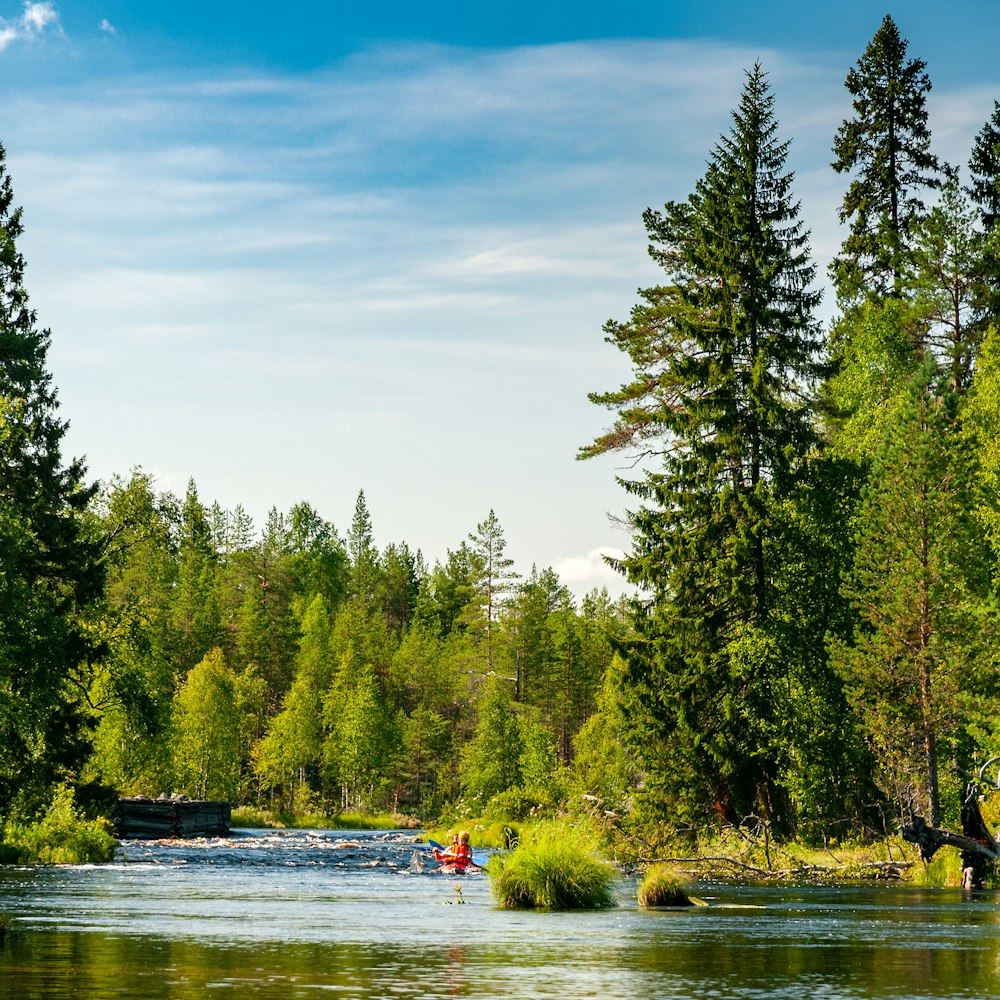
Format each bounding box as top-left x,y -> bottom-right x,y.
99,18 -> 115,35
0,1 -> 58,50
552,548 -> 631,596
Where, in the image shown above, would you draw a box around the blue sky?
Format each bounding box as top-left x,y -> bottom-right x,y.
2,1 -> 999,596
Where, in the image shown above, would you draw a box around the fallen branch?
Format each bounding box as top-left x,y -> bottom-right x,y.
901,815 -> 998,862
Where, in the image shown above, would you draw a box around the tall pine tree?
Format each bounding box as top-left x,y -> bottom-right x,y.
583,65 -> 822,830
0,142 -> 103,815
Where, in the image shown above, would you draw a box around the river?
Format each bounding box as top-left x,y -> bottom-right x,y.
0,828 -> 998,998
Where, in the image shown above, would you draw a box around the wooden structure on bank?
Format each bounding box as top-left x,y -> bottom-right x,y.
112,797 -> 231,839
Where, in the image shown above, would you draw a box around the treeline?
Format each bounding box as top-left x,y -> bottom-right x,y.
581,16 -> 1000,842
83,479 -> 626,816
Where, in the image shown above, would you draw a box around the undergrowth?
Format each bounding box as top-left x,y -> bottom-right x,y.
0,785 -> 115,864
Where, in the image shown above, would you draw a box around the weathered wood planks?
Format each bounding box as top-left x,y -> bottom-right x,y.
112,797 -> 231,839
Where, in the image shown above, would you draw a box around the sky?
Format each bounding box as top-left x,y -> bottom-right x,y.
1,1 -> 999,597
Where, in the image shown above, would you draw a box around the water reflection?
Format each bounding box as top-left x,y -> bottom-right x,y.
1,830 -> 998,998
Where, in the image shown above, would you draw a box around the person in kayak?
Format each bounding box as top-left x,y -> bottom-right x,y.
434,830 -> 475,870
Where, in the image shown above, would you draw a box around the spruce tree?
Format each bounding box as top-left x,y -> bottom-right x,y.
968,101 -> 1000,234
967,101 -> 1000,329
582,66 -> 822,829
0,142 -> 103,814
468,509 -> 518,670
831,15 -> 946,299
347,489 -> 381,610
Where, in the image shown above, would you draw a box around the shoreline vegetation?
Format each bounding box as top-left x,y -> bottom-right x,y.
0,797 -> 973,892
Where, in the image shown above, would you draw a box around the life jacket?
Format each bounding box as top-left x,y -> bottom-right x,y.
451,843 -> 473,867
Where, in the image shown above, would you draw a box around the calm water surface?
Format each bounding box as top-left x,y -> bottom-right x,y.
1,829 -> 999,999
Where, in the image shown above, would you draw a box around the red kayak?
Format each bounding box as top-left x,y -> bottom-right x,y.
436,861 -> 481,875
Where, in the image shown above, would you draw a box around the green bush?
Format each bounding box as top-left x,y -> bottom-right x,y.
230,807 -> 422,831
487,821 -> 616,909
1,785 -> 115,864
637,863 -> 694,906
484,786 -> 556,821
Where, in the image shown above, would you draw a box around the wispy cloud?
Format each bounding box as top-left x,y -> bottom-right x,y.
99,18 -> 115,36
5,36 -> 997,584
0,1 -> 58,51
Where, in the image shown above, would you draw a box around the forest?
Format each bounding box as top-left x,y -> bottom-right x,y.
3,14 -> 1000,850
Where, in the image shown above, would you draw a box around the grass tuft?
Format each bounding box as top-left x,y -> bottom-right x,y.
637,863 -> 694,907
487,822 -> 616,910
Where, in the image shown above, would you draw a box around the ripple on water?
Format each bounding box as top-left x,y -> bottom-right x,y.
3,831 -> 1000,999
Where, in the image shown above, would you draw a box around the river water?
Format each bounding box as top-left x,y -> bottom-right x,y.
1,829 -> 999,999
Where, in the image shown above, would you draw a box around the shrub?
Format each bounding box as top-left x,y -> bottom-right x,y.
637,863 -> 694,906
1,785 -> 115,864
484,786 -> 556,821
488,822 -> 616,909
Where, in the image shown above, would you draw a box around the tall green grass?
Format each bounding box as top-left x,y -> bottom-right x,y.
487,822 -> 616,909
637,863 -> 694,906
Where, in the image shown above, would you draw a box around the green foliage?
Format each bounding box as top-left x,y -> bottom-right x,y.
637,863 -> 694,907
460,675 -> 523,810
173,648 -> 240,801
399,705 -> 451,813
824,298 -> 922,461
487,822 -> 616,909
906,177 -> 988,391
484,786 -> 556,822
832,364 -> 991,825
911,849 -> 965,888
323,663 -> 401,811
1,785 -> 114,864
968,100 -> 1000,235
467,510 -> 519,668
569,654 -> 641,814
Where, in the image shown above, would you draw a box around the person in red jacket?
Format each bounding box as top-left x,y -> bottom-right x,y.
435,830 -> 474,870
